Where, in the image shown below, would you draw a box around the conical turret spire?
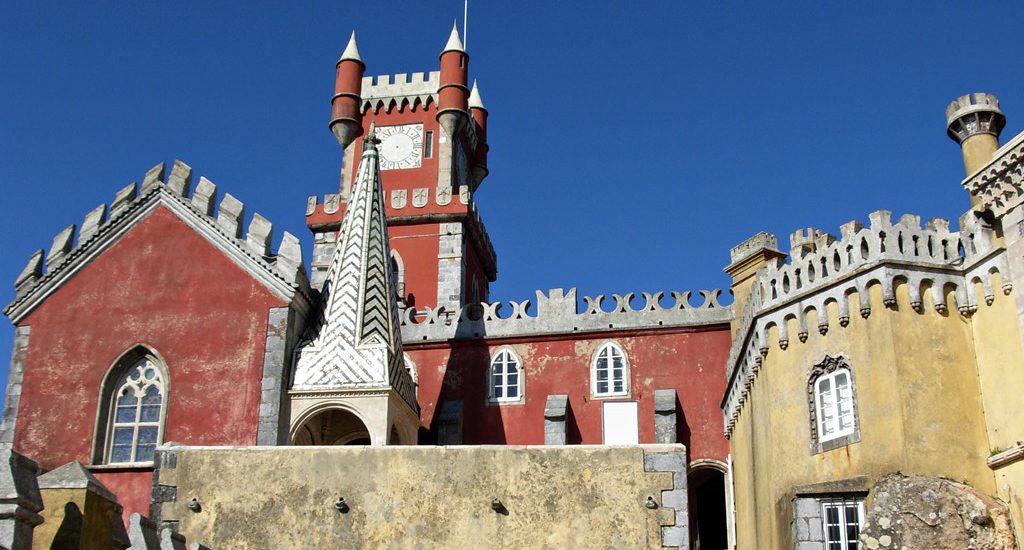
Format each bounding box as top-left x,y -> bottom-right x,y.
292,125 -> 414,408
442,20 -> 465,54
468,80 -> 485,110
339,30 -> 363,64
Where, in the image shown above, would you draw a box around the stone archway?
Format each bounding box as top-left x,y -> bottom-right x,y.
291,407 -> 372,446
689,461 -> 730,550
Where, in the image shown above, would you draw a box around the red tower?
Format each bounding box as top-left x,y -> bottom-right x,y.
306,25 -> 496,312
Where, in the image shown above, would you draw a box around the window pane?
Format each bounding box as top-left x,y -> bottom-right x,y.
136,445 -> 156,462
116,404 -> 137,423
110,445 -> 132,463
597,381 -> 608,394
613,379 -> 623,392
507,373 -> 518,387
507,386 -> 518,398
143,385 -> 161,403
138,426 -> 158,445
506,361 -> 518,374
596,368 -> 608,382
113,427 -> 134,445
140,404 -> 161,423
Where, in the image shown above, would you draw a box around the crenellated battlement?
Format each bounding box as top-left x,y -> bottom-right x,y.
758,209 -> 999,311
5,160 -> 311,321
399,287 -> 730,342
360,71 -> 439,112
722,208 -> 1012,438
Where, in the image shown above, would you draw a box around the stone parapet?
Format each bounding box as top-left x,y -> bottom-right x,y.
722,209 -> 1011,438
400,287 -> 731,342
360,71 -> 440,112
4,160 -> 313,323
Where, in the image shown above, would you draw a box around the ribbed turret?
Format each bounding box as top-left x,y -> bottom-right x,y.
469,80 -> 489,189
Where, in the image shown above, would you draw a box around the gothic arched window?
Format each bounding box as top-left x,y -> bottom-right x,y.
96,352 -> 168,464
808,355 -> 860,454
592,342 -> 629,397
488,348 -> 522,403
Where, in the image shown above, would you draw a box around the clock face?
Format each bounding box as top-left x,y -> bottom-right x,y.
375,124 -> 424,170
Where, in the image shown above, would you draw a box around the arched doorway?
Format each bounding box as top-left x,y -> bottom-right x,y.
689,462 -> 730,550
291,407 -> 372,445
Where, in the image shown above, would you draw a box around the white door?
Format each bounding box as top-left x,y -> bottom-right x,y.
602,401 -> 639,444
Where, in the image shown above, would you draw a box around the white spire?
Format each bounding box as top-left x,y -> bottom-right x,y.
442,20 -> 465,54
339,30 -> 363,63
291,127 -> 415,409
468,80 -> 485,110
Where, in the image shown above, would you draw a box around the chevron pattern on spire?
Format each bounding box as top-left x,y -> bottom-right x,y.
292,129 -> 416,408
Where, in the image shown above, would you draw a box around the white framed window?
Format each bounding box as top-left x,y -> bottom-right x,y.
488,348 -> 522,403
815,369 -> 855,443
591,342 -> 629,397
821,497 -> 864,550
106,357 -> 166,464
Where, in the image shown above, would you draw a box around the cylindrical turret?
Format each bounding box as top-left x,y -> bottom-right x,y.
468,80 -> 489,188
437,22 -> 469,137
330,31 -> 365,150
946,93 -> 1006,191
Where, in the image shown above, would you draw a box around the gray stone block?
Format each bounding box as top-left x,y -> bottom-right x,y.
166,160 -> 193,197
643,452 -> 685,474
140,162 -> 166,195
245,213 -> 273,257
79,203 -> 108,243
191,177 -> 217,216
110,182 -> 138,218
46,224 -> 76,271
661,526 -> 687,548
216,193 -> 245,239
13,251 -> 43,298
0,449 -> 43,550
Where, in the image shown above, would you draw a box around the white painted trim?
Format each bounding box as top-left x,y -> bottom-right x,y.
590,341 -> 630,399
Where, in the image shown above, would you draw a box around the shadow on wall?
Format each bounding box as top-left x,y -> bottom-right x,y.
52,501 -> 84,549
425,337 -> 508,444
677,393 -> 692,451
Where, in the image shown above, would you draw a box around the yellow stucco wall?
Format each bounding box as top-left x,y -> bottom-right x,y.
34,487 -> 117,550
971,273 -> 1024,535
730,281 -> 1006,549
167,445 -> 682,549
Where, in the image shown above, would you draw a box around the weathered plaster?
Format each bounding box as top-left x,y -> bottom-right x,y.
155,444 -> 686,549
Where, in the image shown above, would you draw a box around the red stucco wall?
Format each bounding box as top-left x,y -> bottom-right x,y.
14,206 -> 285,516
407,325 -> 732,462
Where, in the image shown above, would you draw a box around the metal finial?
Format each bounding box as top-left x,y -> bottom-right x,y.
363,124 -> 380,148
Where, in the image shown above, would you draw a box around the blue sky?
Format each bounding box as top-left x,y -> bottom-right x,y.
1,2 -> 1022,398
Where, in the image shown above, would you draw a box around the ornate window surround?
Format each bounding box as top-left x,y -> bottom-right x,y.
487,347 -> 524,405
807,354 -> 861,455
591,341 -> 630,399
92,345 -> 169,466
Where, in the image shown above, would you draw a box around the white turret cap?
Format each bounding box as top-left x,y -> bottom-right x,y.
339,31 -> 363,64
442,21 -> 465,54
468,80 -> 486,110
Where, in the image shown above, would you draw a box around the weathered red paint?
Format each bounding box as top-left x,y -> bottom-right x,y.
14,206 -> 284,517
406,325 -> 732,463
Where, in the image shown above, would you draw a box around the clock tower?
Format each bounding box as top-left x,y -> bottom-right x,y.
307,24 -> 496,314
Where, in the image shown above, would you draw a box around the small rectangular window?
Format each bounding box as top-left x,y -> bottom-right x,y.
821,498 -> 863,550
424,131 -> 433,158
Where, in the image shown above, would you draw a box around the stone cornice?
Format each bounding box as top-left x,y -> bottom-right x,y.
722,209 -> 1010,438
962,130 -> 1024,217
987,442 -> 1024,469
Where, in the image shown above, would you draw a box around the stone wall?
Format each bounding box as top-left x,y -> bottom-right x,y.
154,444 -> 689,549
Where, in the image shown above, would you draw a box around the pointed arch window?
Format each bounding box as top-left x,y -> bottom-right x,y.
488,348 -> 523,404
391,250 -> 406,301
96,352 -> 168,465
592,342 -> 629,398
